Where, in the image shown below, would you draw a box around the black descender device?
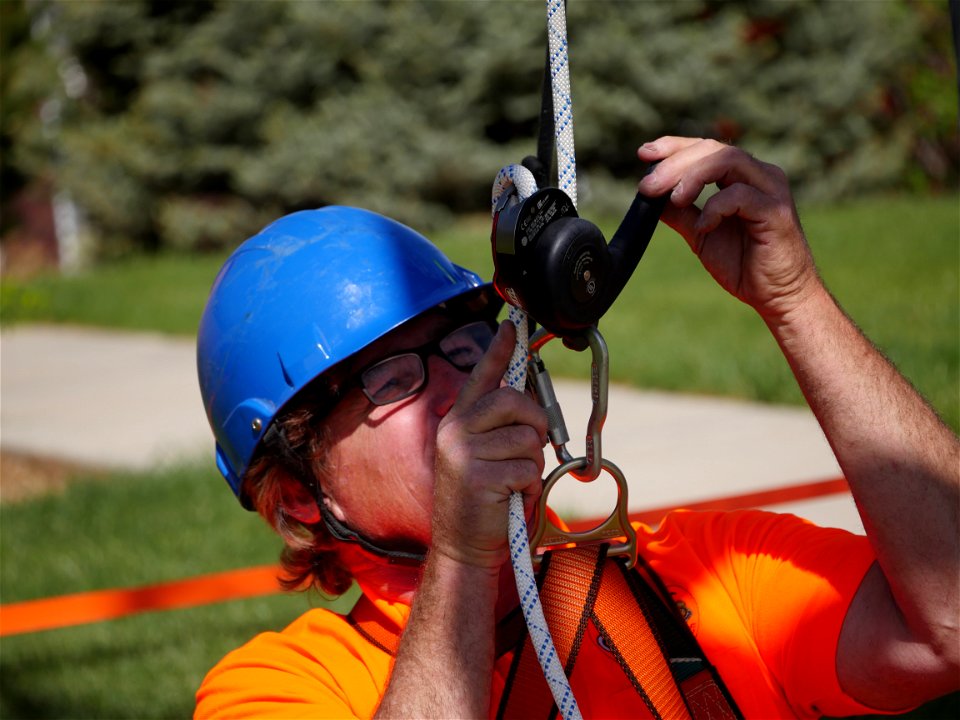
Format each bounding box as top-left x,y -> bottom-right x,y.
491,176 -> 666,341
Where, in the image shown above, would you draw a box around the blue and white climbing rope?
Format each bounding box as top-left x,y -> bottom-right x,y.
491,2 -> 582,716
546,0 -> 578,208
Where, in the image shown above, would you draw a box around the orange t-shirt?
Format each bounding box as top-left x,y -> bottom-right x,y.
195,510 -> 880,719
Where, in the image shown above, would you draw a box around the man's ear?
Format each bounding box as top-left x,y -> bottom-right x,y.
319,488 -> 349,523
279,476 -> 322,524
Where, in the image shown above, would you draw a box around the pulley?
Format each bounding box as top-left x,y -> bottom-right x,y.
492,172 -> 666,339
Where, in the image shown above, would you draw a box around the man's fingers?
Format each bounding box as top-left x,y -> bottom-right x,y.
472,424 -> 546,470
462,386 -> 548,440
659,202 -> 703,250
453,320 -> 517,412
697,183 -> 781,236
637,136 -> 703,160
478,457 -> 544,495
448,320 -> 548,440
638,138 -> 783,206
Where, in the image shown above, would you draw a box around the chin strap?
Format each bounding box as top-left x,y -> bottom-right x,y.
262,420 -> 428,566
318,502 -> 427,566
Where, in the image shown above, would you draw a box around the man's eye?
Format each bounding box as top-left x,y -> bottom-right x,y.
362,356 -> 421,402
441,323 -> 493,367
444,343 -> 484,366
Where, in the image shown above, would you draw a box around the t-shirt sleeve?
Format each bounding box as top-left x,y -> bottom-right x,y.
676,509 -> 880,718
194,612 -> 390,719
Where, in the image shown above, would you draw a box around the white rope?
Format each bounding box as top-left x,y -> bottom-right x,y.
492,165 -> 582,720
487,4 -> 581,716
546,0 -> 577,208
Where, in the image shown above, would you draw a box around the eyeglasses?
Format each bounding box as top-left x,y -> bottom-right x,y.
355,320 -> 497,406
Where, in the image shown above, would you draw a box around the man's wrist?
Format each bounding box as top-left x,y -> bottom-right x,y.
761,278 -> 834,339
428,543 -> 506,581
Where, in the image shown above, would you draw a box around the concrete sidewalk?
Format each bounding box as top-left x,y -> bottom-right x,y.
0,324 -> 861,534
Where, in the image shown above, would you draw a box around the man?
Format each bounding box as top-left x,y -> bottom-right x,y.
195,138 -> 958,718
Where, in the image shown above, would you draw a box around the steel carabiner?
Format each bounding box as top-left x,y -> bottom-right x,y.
527,325 -> 637,568
529,325 -> 608,482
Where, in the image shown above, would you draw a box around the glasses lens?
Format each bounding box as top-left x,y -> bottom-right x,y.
361,354 -> 424,405
440,321 -> 495,369
358,321 -> 496,406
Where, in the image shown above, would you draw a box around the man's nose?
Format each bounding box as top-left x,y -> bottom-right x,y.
427,354 -> 470,415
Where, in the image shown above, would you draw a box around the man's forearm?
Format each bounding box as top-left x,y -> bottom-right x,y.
767,284 -> 959,657
375,553 -> 499,718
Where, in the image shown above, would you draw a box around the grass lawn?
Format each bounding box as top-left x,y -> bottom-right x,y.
0,462 -> 358,719
1,193 -> 957,718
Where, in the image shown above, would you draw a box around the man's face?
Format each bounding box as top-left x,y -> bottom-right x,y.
320,311 -> 489,553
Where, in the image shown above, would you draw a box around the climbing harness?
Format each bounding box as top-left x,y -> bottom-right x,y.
496,545 -> 743,720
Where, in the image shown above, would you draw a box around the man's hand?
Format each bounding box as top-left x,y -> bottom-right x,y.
378,320 -> 546,717
638,136 -> 820,323
432,320 -> 547,570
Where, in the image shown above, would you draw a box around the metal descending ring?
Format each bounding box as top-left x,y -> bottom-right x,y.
531,456 -> 638,569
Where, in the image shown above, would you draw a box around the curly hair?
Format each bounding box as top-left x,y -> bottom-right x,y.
241,398 -> 355,597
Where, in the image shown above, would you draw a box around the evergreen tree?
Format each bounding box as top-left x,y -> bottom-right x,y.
3,0 -> 955,257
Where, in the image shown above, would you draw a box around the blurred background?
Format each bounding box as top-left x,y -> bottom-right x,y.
1,0 -> 956,263
1,0 -> 957,718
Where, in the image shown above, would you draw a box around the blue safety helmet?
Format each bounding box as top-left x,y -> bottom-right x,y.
197,206 -> 500,503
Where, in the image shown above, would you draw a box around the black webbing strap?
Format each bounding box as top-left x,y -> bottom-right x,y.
611,556 -> 742,720
522,10 -> 564,191
532,44 -> 556,188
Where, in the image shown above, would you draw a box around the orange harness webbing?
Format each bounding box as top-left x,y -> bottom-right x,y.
593,550 -> 691,719
497,543 -> 606,719
498,545 -> 741,720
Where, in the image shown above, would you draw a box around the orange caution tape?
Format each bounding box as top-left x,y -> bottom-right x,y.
0,564 -> 282,637
0,477 -> 849,637
567,476 -> 850,533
